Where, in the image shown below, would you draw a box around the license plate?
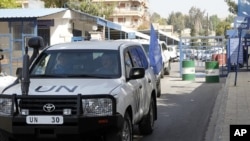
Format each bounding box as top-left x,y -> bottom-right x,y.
26,116 -> 63,124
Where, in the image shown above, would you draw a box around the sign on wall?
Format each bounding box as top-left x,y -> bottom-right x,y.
229,38 -> 243,65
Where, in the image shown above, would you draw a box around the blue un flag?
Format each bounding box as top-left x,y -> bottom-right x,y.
149,24 -> 162,74
238,0 -> 250,16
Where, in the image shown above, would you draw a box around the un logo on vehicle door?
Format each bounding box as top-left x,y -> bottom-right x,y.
43,103 -> 55,112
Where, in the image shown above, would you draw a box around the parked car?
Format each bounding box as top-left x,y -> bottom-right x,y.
196,49 -> 205,60
167,45 -> 178,62
0,37 -> 158,141
183,49 -> 195,60
201,50 -> 217,61
159,41 -> 171,76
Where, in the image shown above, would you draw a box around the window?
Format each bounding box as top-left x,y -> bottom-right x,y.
161,43 -> 168,52
119,3 -> 125,8
124,51 -> 132,77
136,47 -> 149,69
129,46 -> 148,69
118,18 -> 126,23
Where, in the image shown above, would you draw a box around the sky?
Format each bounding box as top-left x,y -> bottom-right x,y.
148,0 -> 233,19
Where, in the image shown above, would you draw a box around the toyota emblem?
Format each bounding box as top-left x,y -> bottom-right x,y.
43,103 -> 55,112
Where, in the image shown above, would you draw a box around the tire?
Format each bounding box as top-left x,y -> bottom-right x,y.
139,98 -> 155,135
105,112 -> 133,141
157,79 -> 161,97
0,131 -> 10,141
164,61 -> 171,75
160,68 -> 164,78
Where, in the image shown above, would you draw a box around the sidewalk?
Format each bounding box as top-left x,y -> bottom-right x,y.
206,70 -> 250,141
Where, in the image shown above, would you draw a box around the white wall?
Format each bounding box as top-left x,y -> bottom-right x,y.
40,10 -> 73,45
50,19 -> 72,45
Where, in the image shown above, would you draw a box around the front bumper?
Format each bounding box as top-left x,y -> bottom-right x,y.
0,94 -> 123,139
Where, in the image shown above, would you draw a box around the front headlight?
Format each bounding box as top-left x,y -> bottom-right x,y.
0,98 -> 12,115
82,98 -> 113,117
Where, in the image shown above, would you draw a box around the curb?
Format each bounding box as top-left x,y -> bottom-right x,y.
204,73 -> 231,141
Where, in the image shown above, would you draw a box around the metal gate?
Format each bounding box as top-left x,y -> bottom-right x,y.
0,34 -> 13,75
0,34 -> 36,75
178,36 -> 228,78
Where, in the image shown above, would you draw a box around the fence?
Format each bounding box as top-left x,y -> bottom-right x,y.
178,36 -> 228,78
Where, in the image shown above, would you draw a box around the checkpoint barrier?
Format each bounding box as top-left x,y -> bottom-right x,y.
182,60 -> 195,81
212,54 -> 217,61
216,54 -> 227,66
205,61 -> 219,83
212,53 -> 227,66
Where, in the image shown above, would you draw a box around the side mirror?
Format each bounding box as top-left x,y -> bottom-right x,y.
129,67 -> 145,79
28,36 -> 44,49
28,36 -> 45,66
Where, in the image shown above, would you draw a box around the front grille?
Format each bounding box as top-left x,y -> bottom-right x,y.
19,97 -> 80,115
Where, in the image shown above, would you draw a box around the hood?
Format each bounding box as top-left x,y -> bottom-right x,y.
0,75 -> 17,93
3,78 -> 122,95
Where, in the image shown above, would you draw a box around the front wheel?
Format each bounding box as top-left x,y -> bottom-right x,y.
105,112 -> 133,141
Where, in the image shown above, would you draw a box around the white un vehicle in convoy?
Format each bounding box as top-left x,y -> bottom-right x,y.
0,37 -> 158,141
117,39 -> 171,98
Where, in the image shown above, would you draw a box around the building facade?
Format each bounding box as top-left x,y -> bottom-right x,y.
92,0 -> 150,30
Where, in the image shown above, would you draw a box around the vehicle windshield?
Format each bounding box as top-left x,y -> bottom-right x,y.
30,50 -> 121,78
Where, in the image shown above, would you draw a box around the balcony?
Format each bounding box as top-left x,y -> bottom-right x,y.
113,7 -> 145,17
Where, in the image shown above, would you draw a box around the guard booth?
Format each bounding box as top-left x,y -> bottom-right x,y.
178,36 -> 227,79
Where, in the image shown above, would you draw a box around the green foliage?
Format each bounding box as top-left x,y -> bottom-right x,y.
225,0 -> 237,15
167,12 -> 185,32
0,0 -> 20,8
42,0 -> 114,18
188,7 -> 206,36
216,20 -> 231,37
137,21 -> 150,30
42,0 -> 69,8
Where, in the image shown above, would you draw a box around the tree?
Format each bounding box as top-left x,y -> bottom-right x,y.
188,7 -> 206,36
167,12 -> 185,32
137,20 -> 150,30
216,20 -> 231,37
42,0 -> 68,8
0,0 -> 20,8
209,15 -> 221,32
225,0 -> 237,15
150,12 -> 167,25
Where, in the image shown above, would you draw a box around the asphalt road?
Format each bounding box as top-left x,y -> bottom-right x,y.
133,62 -> 226,141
